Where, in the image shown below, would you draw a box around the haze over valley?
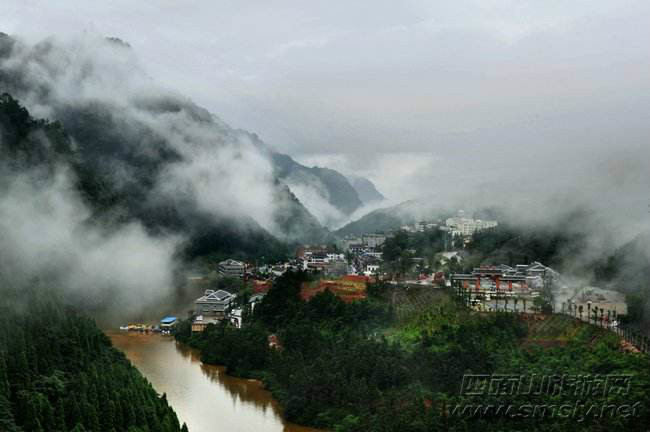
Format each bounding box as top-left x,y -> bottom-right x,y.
1,2 -> 649,432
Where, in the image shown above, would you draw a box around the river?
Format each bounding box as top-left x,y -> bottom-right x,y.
108,331 -> 321,432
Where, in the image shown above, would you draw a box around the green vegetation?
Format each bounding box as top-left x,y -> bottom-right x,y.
381,227 -> 458,276
0,287 -> 186,432
176,272 -> 650,431
465,222 -> 586,271
335,208 -> 406,237
376,210 -> 625,279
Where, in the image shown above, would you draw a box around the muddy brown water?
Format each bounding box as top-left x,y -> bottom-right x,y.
108,331 -> 321,432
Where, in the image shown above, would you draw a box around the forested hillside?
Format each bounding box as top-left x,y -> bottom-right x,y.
176,272 -> 650,432
0,34 -> 329,252
0,287 -> 186,432
0,93 -> 291,263
271,152 -> 363,217
347,175 -> 385,204
335,199 -> 446,237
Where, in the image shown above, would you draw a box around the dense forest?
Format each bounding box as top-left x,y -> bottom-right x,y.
0,287 -> 187,432
176,271 -> 650,431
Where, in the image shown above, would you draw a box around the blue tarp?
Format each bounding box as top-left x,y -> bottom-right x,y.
160,316 -> 177,324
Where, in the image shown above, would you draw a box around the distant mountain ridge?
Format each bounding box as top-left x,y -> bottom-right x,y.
0,34 -> 339,260
335,200 -> 426,236
348,175 -> 385,204
0,93 -> 293,262
0,32 -> 374,251
271,152 -> 363,224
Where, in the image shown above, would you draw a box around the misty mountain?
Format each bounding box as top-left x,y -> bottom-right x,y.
0,33 -> 331,255
0,94 -> 290,266
271,151 -> 363,227
335,200 -> 439,236
348,175 -> 385,204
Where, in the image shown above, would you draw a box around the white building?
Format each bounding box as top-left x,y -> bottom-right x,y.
365,264 -> 380,275
327,253 -> 346,262
445,210 -> 498,237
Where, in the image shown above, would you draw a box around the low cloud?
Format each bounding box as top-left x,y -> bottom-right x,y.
0,33 -> 318,240
0,165 -> 180,318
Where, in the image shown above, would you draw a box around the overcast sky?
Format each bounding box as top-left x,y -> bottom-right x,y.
2,0 -> 649,202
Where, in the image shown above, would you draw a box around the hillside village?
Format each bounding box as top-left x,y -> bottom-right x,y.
149,209 -> 631,341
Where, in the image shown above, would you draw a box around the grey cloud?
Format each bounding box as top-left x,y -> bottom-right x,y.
0,1 -> 648,261
0,165 -> 180,319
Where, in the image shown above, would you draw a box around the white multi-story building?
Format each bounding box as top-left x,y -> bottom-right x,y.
445,210 -> 498,237
326,252 -> 346,262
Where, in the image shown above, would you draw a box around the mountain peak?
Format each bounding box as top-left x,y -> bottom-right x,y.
348,175 -> 385,204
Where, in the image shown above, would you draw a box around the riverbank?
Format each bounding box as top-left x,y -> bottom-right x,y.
108,331 -> 321,432
172,272 -> 650,432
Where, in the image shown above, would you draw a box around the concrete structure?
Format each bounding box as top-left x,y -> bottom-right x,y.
445,210 -> 498,237
195,289 -> 236,318
217,259 -> 245,277
340,237 -> 363,252
160,316 -> 177,328
324,260 -> 348,277
362,233 -> 387,248
297,245 -> 331,258
191,315 -> 222,332
568,286 -> 627,319
364,264 -> 380,275
229,308 -> 243,328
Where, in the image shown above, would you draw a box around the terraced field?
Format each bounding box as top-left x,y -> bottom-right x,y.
522,314 -> 582,340
391,286 -> 451,322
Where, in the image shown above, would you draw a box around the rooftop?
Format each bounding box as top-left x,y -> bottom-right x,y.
197,289 -> 235,302
219,259 -> 245,267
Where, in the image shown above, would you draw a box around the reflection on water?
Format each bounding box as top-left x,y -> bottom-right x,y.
108,331 -> 320,432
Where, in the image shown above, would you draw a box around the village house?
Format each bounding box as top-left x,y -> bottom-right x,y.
341,236 -> 363,252
362,233 -> 387,248
228,293 -> 267,329
364,263 -> 380,275
324,260 -> 348,277
195,289 -> 236,318
191,315 -> 222,333
217,259 -> 246,277
160,316 -> 178,332
296,244 -> 330,259
191,289 -> 238,332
